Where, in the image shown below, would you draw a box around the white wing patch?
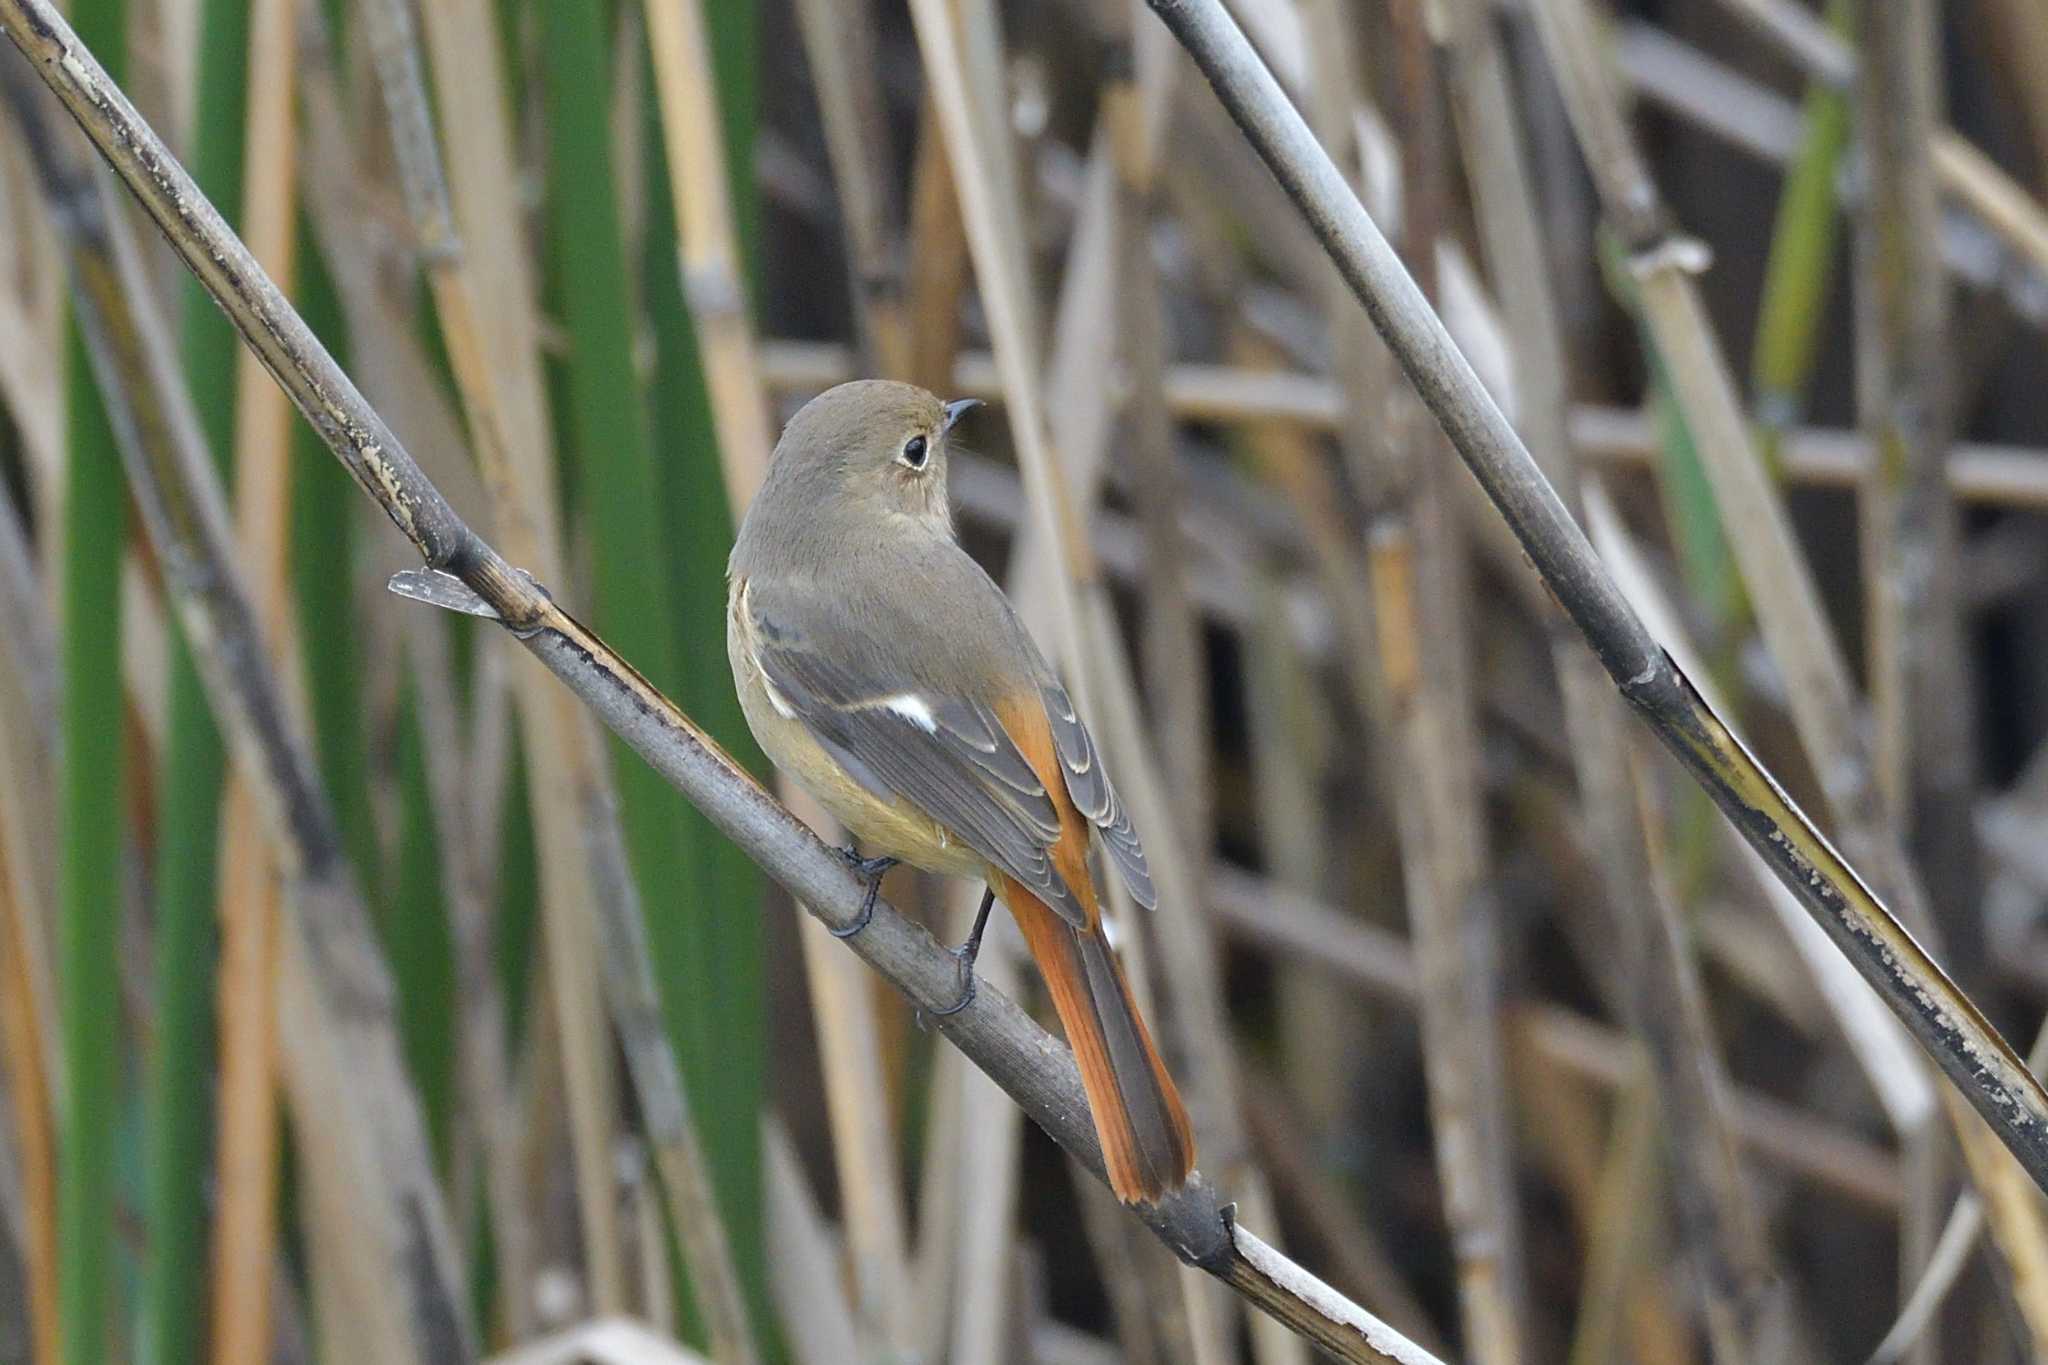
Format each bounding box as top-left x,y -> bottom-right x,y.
759,667 -> 798,720
879,693 -> 938,732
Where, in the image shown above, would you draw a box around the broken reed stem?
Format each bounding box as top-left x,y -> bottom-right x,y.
0,6 -> 1432,1360
1140,0 -> 2048,1191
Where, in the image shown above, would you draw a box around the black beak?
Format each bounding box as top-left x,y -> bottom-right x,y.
942,397 -> 983,433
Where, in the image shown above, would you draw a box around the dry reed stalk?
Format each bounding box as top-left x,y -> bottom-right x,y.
1517,1050 -> 1696,1365
393,609 -> 509,1243
0,117 -> 63,548
414,11 -> 636,1317
782,8 -> 936,1325
903,4 -> 1156,1358
1439,0 -> 1780,1349
790,0 -> 907,378
1564,1068 -> 1664,1365
644,0 -> 771,513
904,87 -> 969,394
1854,0 -> 1978,945
0,6 -> 1478,1354
1241,556 -> 1361,1138
0,841 -> 54,1365
386,0 -> 762,1343
1203,865 -> 1905,1209
209,0 -> 294,1352
0,479 -> 57,1098
0,137 -> 62,502
1466,0 -> 2048,1184
1981,0 -> 2048,190
761,1119 -> 862,1365
1241,1069 -> 1446,1359
769,302 -> 920,1365
941,928 -> 1031,1365
929,10 -> 1297,1361
0,460 -> 57,1365
1069,1163 -> 1177,1365
788,806 -> 917,1356
4,58 -> 475,1360
1110,0 -> 1211,894
1706,0 -> 2048,285
1295,6 -> 1523,1358
1851,6 -> 1973,1347
1103,18 -> 1269,1363
648,2 -> 916,1350
765,338 -> 2048,513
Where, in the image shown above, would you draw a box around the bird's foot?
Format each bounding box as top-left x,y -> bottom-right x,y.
928,887 -> 996,1018
831,845 -> 899,939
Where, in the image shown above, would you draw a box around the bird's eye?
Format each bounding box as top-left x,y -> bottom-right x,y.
900,434 -> 929,469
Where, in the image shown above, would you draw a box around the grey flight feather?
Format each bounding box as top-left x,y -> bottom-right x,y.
1042,682 -> 1157,910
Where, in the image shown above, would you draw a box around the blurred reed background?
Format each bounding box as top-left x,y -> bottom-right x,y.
6,0 -> 2048,1361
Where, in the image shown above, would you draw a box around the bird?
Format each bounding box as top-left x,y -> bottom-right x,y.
726,379 -> 1196,1205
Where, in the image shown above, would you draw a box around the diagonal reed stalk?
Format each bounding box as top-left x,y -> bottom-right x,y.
0,5 -> 1444,1358
1134,0 -> 2048,1192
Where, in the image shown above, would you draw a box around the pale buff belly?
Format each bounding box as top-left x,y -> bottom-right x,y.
727,581 -> 988,879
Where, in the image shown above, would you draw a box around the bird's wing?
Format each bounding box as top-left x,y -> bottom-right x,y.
740,576 -> 1088,925
1039,680 -> 1156,911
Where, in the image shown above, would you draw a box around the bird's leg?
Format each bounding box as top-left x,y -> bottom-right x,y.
930,886 -> 996,1017
832,843 -> 899,939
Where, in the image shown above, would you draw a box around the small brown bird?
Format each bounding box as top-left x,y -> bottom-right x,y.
727,380 -> 1196,1204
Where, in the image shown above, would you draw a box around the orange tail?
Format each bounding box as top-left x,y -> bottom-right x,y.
996,873 -> 1196,1204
